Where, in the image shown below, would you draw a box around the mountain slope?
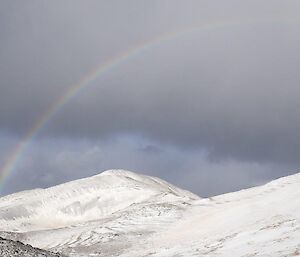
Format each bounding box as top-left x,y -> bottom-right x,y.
0,170 -> 300,257
129,172 -> 300,257
0,169 -> 198,232
0,236 -> 66,257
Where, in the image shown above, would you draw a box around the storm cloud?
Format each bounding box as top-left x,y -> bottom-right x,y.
1,0 -> 300,196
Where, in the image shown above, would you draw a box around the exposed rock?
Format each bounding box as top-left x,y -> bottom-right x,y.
0,237 -> 66,257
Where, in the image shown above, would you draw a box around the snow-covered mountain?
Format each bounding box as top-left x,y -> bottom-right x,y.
0,170 -> 198,232
0,169 -> 300,257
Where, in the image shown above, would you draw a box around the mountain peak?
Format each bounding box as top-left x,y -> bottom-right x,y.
0,169 -> 199,232
0,171 -> 300,257
99,169 -> 137,176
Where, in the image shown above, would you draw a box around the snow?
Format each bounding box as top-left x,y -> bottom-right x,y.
0,169 -> 198,232
0,169 -> 300,257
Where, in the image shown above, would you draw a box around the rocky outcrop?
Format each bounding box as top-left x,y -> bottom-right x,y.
0,237 -> 66,257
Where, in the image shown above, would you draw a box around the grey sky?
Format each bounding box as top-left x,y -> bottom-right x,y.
1,0 -> 300,196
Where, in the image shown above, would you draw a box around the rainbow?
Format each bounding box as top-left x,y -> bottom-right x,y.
0,18 -> 297,193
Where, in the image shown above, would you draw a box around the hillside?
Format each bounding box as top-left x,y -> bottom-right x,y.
0,170 -> 299,256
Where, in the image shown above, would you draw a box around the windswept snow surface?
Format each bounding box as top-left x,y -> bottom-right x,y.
0,169 -> 300,257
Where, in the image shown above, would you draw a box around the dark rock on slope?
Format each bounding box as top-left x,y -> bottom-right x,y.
0,237 -> 66,257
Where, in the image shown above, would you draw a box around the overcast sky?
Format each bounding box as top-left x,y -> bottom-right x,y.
1,0 -> 300,197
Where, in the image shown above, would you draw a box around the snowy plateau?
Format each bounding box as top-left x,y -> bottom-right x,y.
0,169 -> 299,257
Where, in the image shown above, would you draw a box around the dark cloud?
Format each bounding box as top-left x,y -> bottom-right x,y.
3,135 -> 296,197
45,23 -> 300,165
138,145 -> 162,154
1,1 -> 300,196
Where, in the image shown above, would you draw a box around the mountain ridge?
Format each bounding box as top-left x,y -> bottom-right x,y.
0,169 -> 199,233
0,169 -> 300,257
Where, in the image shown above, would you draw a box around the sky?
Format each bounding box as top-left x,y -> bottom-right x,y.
1,0 -> 300,197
